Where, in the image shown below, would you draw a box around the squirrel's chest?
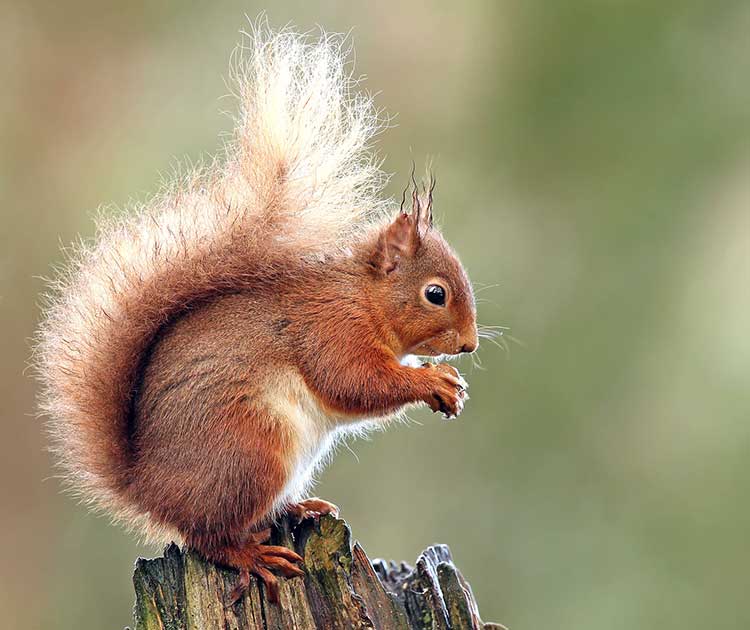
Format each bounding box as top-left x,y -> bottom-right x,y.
264,371 -> 352,506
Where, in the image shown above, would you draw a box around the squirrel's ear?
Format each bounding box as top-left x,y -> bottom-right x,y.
370,212 -> 420,274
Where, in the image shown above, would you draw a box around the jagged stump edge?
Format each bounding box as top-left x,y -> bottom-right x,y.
131,514 -> 504,630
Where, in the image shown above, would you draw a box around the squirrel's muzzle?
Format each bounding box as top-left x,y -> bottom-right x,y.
458,328 -> 478,354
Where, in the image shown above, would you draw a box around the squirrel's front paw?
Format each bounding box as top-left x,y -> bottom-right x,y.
421,363 -> 469,419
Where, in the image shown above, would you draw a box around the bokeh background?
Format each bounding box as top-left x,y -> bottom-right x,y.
3,1 -> 750,628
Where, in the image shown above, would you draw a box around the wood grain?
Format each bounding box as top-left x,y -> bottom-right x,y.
131,514 -> 504,630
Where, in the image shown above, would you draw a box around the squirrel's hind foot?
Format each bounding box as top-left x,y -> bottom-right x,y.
222,532 -> 305,605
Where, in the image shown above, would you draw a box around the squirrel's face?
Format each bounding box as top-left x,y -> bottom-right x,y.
367,197 -> 478,358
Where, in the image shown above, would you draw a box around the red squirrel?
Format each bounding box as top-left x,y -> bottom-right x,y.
35,25 -> 478,603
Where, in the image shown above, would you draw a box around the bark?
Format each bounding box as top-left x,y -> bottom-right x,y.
131,514 -> 505,630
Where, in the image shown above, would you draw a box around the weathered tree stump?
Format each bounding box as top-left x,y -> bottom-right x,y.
131,514 -> 504,629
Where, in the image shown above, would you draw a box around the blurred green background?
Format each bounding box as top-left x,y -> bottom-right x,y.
3,1 -> 750,628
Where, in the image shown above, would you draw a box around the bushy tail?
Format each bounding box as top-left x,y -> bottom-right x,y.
34,22 -> 388,525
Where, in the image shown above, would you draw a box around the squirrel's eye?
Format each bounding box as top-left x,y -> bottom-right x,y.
424,284 -> 446,306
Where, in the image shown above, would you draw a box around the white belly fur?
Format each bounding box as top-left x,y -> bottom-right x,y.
264,369 -> 378,515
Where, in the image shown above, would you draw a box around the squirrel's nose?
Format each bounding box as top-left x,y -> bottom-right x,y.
460,342 -> 477,354
458,326 -> 478,354
459,332 -> 478,354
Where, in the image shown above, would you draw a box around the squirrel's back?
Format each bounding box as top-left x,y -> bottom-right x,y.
34,23 -> 389,535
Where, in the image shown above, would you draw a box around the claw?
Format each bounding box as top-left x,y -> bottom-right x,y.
225,568 -> 251,607
455,373 -> 469,391
259,544 -> 304,563
221,540 -> 305,606
268,556 -> 306,578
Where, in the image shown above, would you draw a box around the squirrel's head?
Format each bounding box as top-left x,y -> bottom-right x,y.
365,182 -> 478,358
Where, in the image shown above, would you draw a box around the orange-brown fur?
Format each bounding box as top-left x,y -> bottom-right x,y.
123,215 -> 477,568
35,25 -> 478,597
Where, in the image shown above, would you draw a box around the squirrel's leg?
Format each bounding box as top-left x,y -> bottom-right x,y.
163,401 -> 305,605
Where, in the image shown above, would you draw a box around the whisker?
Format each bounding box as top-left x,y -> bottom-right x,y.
477,330 -> 505,339
470,351 -> 485,371
476,297 -> 502,308
504,334 -> 525,349
474,282 -> 502,294
480,333 -> 511,353
478,324 -> 510,331
478,331 -> 506,342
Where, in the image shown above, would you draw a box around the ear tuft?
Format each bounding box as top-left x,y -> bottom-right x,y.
402,167 -> 434,233
369,168 -> 436,275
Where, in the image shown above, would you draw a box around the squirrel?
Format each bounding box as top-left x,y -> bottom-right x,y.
35,24 -> 478,603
